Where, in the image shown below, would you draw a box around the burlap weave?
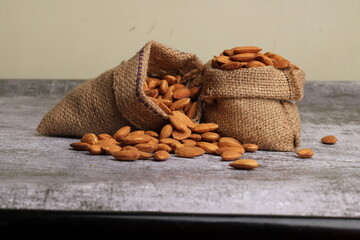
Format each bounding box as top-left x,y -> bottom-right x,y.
37,41 -> 203,138
201,62 -> 305,151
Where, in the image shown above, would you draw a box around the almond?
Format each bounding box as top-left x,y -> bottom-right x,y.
98,138 -> 117,147
296,148 -> 314,158
145,89 -> 159,98
144,130 -> 159,138
246,60 -> 266,68
219,137 -> 241,144
81,133 -> 98,145
191,123 -> 210,133
168,115 -> 189,132
229,159 -> 259,170
242,144 -> 259,152
169,98 -> 191,111
223,49 -> 235,56
153,150 -> 170,161
189,87 -> 200,99
256,53 -> 274,66
88,145 -> 103,155
159,80 -> 169,95
138,151 -> 153,160
189,133 -> 202,141
122,134 -> 152,145
218,140 -> 242,148
273,59 -> 290,69
121,145 -> 139,152
114,126 -> 131,141
220,61 -> 244,70
221,150 -> 242,161
233,46 -> 262,54
101,144 -> 122,155
70,142 -> 90,151
127,130 -> 145,136
158,101 -> 172,115
134,143 -> 157,153
159,124 -> 173,139
163,75 -> 178,85
97,133 -> 112,140
321,135 -> 337,144
181,139 -> 197,147
156,143 -> 173,153
215,146 -> 245,155
196,141 -> 219,154
171,110 -> 198,129
201,132 -> 220,142
175,146 -> 205,158
215,55 -> 232,65
146,78 -> 161,89
185,102 -> 198,120
159,138 -> 181,146
172,127 -> 192,140
230,53 -> 257,62
163,89 -> 174,101
112,150 -> 140,161
170,142 -> 185,151
173,88 -> 191,100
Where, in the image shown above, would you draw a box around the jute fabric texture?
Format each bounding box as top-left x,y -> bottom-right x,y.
201,62 -> 305,151
37,41 -> 203,138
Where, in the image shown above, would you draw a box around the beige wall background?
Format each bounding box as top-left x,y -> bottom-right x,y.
0,0 -> 359,80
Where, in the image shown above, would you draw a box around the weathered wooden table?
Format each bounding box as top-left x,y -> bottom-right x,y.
0,80 -> 359,239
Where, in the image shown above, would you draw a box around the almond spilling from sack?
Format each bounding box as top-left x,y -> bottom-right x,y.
211,46 -> 299,70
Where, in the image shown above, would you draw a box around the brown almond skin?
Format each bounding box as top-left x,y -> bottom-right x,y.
229,159 -> 259,170
219,140 -> 242,148
81,133 -> 98,145
158,101 -> 172,115
172,127 -> 192,140
98,138 -> 117,147
296,148 -> 314,158
122,134 -> 152,145
169,98 -> 191,111
156,143 -> 173,153
221,151 -> 242,161
163,75 -> 177,85
196,141 -> 219,154
168,115 -> 189,132
233,46 -> 262,54
175,146 -> 205,158
173,88 -> 191,100
113,126 -> 131,141
70,142 -> 90,151
97,133 -> 112,140
230,53 -> 257,62
134,143 -> 157,153
138,151 -> 153,160
181,139 -> 197,147
159,138 -> 181,146
189,134 -> 202,141
88,145 -> 103,155
144,131 -> 159,138
201,132 -> 220,142
112,150 -> 140,161
172,110 -> 198,129
102,144 -> 122,155
220,61 -> 244,70
242,144 -> 259,152
159,124 -> 173,139
205,123 -> 219,131
273,59 -> 290,69
246,60 -> 266,68
153,150 -> 170,161
256,53 -> 274,66
321,135 -> 337,144
215,146 -> 245,155
215,55 -> 232,65
191,123 -> 210,133
185,102 -> 197,120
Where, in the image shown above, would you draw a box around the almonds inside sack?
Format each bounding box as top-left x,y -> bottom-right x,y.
69,109 -> 260,170
144,74 -> 200,120
211,46 -> 299,70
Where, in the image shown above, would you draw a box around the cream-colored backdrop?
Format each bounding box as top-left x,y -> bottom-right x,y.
0,0 -> 359,80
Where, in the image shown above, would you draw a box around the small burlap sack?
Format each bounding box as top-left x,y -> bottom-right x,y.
37,41 -> 203,138
201,63 -> 305,151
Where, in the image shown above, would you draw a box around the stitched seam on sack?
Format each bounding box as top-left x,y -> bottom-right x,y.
135,47 -> 167,120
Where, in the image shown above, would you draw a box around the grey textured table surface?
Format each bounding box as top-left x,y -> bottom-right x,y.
0,80 -> 359,218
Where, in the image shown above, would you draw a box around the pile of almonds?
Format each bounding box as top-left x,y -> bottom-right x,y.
70,110 -> 260,170
144,74 -> 200,119
211,46 -> 299,70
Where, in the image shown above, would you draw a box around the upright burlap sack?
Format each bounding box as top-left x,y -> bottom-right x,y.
37,41 -> 203,138
201,63 -> 305,151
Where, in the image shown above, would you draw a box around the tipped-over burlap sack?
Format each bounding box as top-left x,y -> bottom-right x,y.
201,63 -> 305,151
37,41 -> 203,138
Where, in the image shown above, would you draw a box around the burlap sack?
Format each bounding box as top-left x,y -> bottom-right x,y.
201,63 -> 305,151
37,41 -> 203,138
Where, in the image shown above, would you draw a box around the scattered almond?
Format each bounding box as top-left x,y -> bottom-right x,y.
242,144 -> 259,152
229,159 -> 259,170
221,151 -> 242,161
296,148 -> 314,158
321,135 -> 337,144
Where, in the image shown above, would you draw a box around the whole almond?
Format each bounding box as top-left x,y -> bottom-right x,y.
144,130 -> 159,138
296,148 -> 314,158
153,150 -> 170,161
321,135 -> 337,144
273,59 -> 290,69
170,98 -> 191,111
215,146 -> 245,155
191,123 -> 210,133
256,53 -> 274,66
159,138 -> 181,146
189,133 -> 202,141
246,60 -> 266,68
146,78 -> 161,89
230,53 -> 257,62
70,142 -> 90,151
223,49 -> 235,56
172,110 -> 198,129
172,127 -> 192,140
128,130 -> 145,136
181,139 -> 197,147
221,151 -> 242,161
159,80 -> 169,95
159,124 -> 173,139
88,145 -> 103,155
219,137 -> 241,144
218,140 -> 242,148
163,89 -> 174,101
215,55 -> 232,65
170,142 -> 185,151
205,123 -> 219,131
168,115 -> 189,132
158,101 -> 172,115
122,134 -> 152,145
163,75 -> 177,85
81,133 -> 98,145
196,141 -> 219,154
112,150 -> 140,161
102,144 -> 122,155
242,144 -> 259,152
145,89 -> 159,98
156,143 -> 173,153
173,88 -> 191,100
97,133 -> 112,140
138,151 -> 153,160
201,132 -> 220,142
185,102 -> 198,120
220,61 -> 244,70
175,146 -> 205,158
113,126 -> 131,141
147,136 -> 160,145
229,159 -> 259,170
134,143 -> 157,153
233,46 -> 262,54
189,87 -> 200,99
